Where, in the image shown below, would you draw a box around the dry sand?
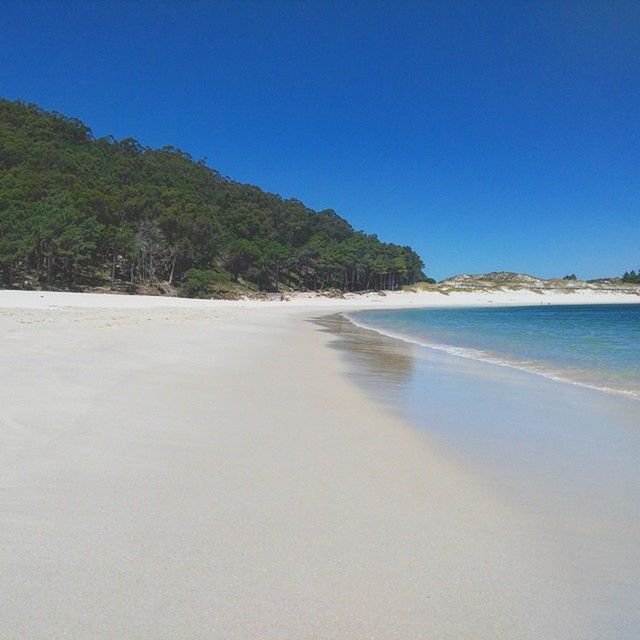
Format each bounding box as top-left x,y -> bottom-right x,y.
2,288 -> 634,638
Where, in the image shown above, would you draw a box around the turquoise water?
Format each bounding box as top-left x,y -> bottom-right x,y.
349,303 -> 640,400
331,305 -> 640,637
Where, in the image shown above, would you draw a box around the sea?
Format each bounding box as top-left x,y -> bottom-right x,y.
328,303 -> 640,638
348,303 -> 640,400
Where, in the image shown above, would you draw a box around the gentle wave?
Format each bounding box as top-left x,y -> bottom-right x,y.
344,312 -> 640,401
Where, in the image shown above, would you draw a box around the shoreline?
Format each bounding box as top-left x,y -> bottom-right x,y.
0,290 -> 634,637
325,312 -> 640,638
343,308 -> 640,402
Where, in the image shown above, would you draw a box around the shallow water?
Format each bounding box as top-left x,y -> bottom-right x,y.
348,304 -> 640,399
320,311 -> 640,639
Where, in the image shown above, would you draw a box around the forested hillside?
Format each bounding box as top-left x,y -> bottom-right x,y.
0,99 -> 425,297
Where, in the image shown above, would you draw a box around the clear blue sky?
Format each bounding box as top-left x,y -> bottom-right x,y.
2,1 -> 639,279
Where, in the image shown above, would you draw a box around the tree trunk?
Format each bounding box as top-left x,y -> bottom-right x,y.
111,251 -> 117,284
169,253 -> 177,284
47,253 -> 53,287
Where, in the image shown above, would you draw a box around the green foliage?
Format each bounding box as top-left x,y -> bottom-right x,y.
181,268 -> 230,297
224,238 -> 261,281
562,274 -> 577,280
0,197 -> 99,285
622,270 -> 640,283
0,98 -> 426,294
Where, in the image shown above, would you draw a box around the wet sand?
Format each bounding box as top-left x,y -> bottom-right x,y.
326,313 -> 640,638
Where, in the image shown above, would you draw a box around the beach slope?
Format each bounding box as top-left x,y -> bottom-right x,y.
1,294 -> 580,638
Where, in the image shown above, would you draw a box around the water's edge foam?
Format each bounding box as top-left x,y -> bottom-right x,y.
343,311 -> 640,402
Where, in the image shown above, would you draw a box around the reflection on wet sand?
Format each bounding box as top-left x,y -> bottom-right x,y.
317,311 -> 640,639
313,314 -> 416,390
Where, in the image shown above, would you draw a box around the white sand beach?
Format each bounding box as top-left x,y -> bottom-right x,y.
1,288 -> 637,638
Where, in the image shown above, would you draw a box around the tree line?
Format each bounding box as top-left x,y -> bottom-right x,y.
622,270 -> 640,284
0,99 -> 425,297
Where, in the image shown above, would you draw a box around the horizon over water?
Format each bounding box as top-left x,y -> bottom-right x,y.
348,303 -> 640,400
